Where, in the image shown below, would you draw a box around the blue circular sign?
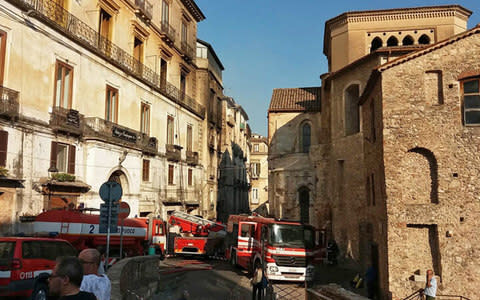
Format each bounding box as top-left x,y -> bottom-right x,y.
99,181 -> 123,202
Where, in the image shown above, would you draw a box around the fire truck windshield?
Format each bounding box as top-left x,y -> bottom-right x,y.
268,224 -> 315,249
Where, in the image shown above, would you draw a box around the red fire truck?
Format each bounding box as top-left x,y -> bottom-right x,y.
20,209 -> 167,257
226,214 -> 321,282
168,211 -> 226,256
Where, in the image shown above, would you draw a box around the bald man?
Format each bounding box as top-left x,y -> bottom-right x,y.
79,248 -> 111,300
424,269 -> 437,300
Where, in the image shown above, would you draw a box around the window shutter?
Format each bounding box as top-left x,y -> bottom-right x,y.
49,142 -> 58,172
257,163 -> 261,175
0,130 -> 8,167
68,145 -> 76,174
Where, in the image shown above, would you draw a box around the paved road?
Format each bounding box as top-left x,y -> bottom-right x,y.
153,257 -> 253,300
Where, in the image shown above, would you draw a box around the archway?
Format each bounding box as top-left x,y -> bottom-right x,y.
298,187 -> 310,224
387,36 -> 398,47
108,170 -> 129,196
370,37 -> 382,53
418,34 -> 430,45
402,35 -> 414,46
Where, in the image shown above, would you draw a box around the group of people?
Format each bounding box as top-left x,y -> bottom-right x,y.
48,248 -> 111,300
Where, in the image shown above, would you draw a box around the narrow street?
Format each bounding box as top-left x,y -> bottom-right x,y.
153,257 -> 253,300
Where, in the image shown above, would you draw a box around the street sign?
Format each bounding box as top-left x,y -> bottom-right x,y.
99,203 -> 118,233
118,202 -> 130,220
99,181 -> 123,203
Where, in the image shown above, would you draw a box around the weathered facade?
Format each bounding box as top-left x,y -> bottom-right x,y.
0,0 -> 254,233
249,134 -> 268,214
269,5 -> 479,300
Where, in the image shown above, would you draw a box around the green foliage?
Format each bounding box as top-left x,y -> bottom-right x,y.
0,167 -> 8,177
51,172 -> 76,182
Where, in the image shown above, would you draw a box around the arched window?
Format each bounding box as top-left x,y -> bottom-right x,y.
301,123 -> 311,153
387,36 -> 398,47
370,37 -> 382,53
402,35 -> 414,46
344,84 -> 360,135
418,34 -> 430,45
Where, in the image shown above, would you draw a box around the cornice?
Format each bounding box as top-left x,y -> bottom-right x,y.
180,0 -> 205,22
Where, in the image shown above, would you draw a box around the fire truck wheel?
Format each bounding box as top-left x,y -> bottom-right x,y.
31,282 -> 48,300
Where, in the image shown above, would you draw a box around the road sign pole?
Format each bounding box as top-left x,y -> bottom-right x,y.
105,184 -> 112,271
119,218 -> 124,258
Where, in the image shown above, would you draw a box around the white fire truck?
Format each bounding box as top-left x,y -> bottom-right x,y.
226,214 -> 322,282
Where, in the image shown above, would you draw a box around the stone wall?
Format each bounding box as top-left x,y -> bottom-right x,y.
380,29 -> 480,299
108,256 -> 160,300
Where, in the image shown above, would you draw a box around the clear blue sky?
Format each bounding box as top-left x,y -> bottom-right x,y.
196,1 -> 480,136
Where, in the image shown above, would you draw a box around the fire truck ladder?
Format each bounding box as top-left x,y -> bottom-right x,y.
171,211 -> 217,227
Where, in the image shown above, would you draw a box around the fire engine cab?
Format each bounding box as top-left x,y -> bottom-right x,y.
226,214 -> 319,282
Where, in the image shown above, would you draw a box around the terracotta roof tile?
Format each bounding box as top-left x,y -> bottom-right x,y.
268,87 -> 321,112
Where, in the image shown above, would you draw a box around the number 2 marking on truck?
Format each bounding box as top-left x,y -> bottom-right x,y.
89,225 -> 94,233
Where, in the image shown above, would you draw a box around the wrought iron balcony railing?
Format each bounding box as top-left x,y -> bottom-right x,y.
0,86 -> 19,119
134,0 -> 153,22
83,117 -> 157,154
160,20 -> 176,44
50,107 -> 84,135
180,41 -> 195,62
186,151 -> 198,165
7,0 -> 204,118
165,144 -> 181,161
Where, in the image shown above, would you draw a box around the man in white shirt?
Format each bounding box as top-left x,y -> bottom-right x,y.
79,248 -> 111,300
423,269 -> 437,300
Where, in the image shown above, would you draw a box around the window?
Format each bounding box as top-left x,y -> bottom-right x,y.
140,103 -> 150,134
366,173 -> 376,206
253,144 -> 259,152
180,72 -> 186,98
0,30 -> 6,85
418,34 -> 430,45
186,124 -> 193,152
188,168 -> 192,186
387,36 -> 398,47
105,85 -> 118,122
181,21 -> 187,44
251,188 -> 259,204
240,224 -> 254,238
251,162 -> 260,178
99,9 -> 112,39
370,100 -> 376,142
133,37 -> 144,63
345,84 -> 360,135
161,0 -> 169,24
142,159 -> 150,181
160,58 -> 167,89
167,115 -> 174,144
463,78 -> 480,125
0,130 -> 7,167
402,35 -> 414,46
168,164 -> 174,185
370,37 -> 382,53
50,142 -> 76,174
301,123 -> 311,153
54,61 -> 73,108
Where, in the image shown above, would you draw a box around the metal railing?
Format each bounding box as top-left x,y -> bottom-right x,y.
186,151 -> 198,165
0,86 -> 19,118
134,0 -> 152,21
50,106 -> 84,135
402,289 -> 471,300
83,117 -> 157,153
7,0 -> 205,118
160,20 -> 176,43
165,144 -> 181,161
180,41 -> 195,61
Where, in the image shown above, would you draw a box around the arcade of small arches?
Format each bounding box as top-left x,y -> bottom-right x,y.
369,31 -> 434,52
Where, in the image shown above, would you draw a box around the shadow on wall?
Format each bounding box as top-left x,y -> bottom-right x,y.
216,142 -> 250,223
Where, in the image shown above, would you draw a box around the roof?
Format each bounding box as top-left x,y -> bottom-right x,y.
197,39 -> 225,70
268,87 -> 321,113
323,5 -> 472,57
180,0 -> 205,22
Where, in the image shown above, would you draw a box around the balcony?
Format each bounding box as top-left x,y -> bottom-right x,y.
6,0 -> 205,119
166,144 -> 182,161
180,41 -> 195,62
186,151 -> 199,165
50,107 -> 84,136
0,86 -> 19,119
227,115 -> 235,127
83,117 -> 157,154
159,21 -> 176,44
134,0 -> 153,23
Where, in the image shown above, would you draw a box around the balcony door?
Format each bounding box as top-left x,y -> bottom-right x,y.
0,30 -> 6,86
53,60 -> 73,109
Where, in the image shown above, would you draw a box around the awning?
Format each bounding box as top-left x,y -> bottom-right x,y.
0,176 -> 25,188
184,201 -> 200,207
39,178 -> 91,194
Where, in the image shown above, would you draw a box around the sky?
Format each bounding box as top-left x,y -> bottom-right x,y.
195,1 -> 480,137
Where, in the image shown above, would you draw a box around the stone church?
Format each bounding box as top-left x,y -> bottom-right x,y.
269,5 -> 480,299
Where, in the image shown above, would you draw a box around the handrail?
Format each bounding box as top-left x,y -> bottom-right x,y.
7,0 -> 205,118
402,289 -> 471,300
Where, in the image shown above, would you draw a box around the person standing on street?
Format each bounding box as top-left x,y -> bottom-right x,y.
251,264 -> 264,300
79,248 -> 111,300
48,256 -> 97,300
423,269 -> 437,300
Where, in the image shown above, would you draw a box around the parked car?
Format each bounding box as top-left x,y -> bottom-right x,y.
0,237 -> 78,299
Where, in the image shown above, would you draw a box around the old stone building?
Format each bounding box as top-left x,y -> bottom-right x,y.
268,87 -> 322,224
0,0 -> 253,231
269,5 -> 479,300
249,133 -> 268,214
